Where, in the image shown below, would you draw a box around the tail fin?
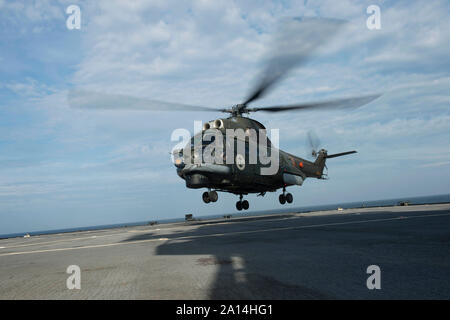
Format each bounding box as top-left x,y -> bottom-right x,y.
314,149 -> 327,166
314,149 -> 357,178
314,149 -> 328,177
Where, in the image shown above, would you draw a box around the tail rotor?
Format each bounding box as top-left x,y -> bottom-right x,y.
307,130 -> 321,159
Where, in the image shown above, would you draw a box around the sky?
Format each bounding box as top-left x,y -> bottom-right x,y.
0,0 -> 449,235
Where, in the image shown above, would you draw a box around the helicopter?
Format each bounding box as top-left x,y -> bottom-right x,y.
68,17 -> 381,211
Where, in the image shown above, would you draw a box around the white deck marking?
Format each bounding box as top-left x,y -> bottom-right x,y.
0,233 -> 118,249
3,204 -> 447,249
1,212 -> 449,257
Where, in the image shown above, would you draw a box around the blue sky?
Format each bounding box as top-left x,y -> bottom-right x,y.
0,0 -> 449,234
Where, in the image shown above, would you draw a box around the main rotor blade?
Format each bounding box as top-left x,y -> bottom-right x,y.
247,94 -> 381,113
67,89 -> 223,112
243,17 -> 346,105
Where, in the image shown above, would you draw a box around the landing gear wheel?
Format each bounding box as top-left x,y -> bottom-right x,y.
202,192 -> 210,203
279,194 -> 286,205
286,193 -> 293,204
242,200 -> 249,210
209,191 -> 218,202
236,201 -> 243,211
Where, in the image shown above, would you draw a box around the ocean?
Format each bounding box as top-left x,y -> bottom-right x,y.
1,193 -> 449,239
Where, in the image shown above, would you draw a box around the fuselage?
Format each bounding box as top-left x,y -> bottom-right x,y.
173,116 -> 325,195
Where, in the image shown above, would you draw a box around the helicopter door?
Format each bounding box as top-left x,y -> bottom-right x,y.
230,138 -> 253,184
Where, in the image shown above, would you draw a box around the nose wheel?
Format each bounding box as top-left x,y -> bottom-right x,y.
202,190 -> 218,203
236,194 -> 249,211
279,188 -> 293,205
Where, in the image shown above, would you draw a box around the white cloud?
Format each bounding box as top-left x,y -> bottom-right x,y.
1,0 -> 449,233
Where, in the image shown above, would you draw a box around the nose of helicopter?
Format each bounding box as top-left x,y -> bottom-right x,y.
172,148 -> 186,168
174,157 -> 185,169
172,149 -> 187,180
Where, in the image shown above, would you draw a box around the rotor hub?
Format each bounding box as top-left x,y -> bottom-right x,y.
228,104 -> 248,117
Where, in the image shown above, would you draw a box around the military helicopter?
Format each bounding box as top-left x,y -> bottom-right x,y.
68,17 -> 380,211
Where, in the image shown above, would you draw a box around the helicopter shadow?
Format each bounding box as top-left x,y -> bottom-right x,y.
123,218 -> 335,299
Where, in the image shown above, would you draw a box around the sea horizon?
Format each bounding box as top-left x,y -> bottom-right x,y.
1,193 -> 449,240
